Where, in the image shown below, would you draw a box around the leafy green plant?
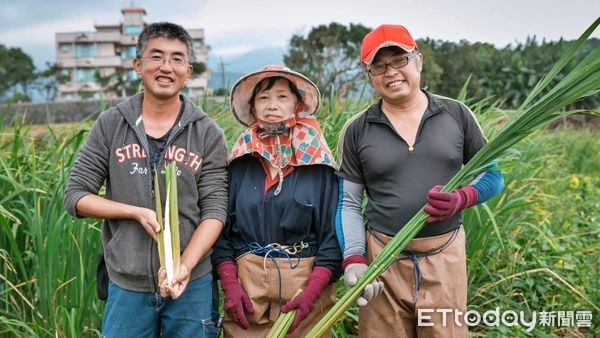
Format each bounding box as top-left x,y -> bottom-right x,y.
307,17 -> 600,337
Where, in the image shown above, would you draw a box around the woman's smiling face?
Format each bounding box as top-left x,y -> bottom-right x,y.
252,78 -> 298,123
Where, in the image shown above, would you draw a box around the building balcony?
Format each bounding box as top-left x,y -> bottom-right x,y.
56,31 -> 121,43
120,35 -> 138,45
58,56 -> 123,68
121,59 -> 135,69
58,81 -> 102,93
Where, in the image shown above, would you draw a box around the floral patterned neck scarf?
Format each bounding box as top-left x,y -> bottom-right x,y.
255,116 -> 296,136
229,115 -> 336,195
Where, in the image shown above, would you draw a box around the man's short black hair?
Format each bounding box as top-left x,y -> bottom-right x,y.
136,22 -> 194,63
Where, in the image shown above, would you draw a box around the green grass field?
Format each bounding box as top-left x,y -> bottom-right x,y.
0,98 -> 598,337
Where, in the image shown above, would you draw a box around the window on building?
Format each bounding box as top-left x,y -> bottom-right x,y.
75,43 -> 96,58
120,46 -> 136,59
61,45 -> 71,54
75,68 -> 97,82
128,69 -> 139,80
193,40 -> 202,48
61,69 -> 71,81
124,25 -> 143,35
128,46 -> 137,58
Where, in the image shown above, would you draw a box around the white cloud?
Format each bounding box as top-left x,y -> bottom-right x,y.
0,14 -> 114,45
211,44 -> 258,57
2,0 -> 599,70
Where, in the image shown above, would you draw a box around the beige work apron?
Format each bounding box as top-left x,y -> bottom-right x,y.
359,227 -> 468,338
223,253 -> 336,337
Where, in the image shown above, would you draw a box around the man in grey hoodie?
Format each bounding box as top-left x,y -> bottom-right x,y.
64,22 -> 227,337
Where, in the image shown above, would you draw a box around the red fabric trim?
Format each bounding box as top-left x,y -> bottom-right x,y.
460,185 -> 478,209
342,254 -> 368,270
260,158 -> 294,195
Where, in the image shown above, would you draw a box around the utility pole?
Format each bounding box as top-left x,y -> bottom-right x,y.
219,56 -> 227,91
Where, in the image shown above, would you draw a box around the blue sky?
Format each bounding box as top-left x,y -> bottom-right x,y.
1,0 -> 599,71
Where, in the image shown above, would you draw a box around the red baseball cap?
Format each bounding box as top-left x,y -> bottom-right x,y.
361,24 -> 418,65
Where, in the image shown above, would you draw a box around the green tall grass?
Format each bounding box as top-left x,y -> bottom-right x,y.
308,18 -> 599,336
0,90 -> 598,337
464,127 -> 599,337
0,118 -> 102,336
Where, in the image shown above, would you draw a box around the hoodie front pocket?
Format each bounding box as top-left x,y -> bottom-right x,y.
105,222 -> 150,278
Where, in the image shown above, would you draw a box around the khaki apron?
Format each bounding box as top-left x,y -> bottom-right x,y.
223,253 -> 336,338
359,227 -> 468,338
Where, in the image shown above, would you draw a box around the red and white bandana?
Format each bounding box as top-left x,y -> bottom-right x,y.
229,115 -> 335,170
229,65 -> 337,195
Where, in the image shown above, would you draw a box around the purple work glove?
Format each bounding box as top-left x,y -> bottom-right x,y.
216,260 -> 255,330
280,266 -> 332,333
424,185 -> 478,223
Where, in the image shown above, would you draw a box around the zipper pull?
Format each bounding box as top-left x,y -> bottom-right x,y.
408,146 -> 414,152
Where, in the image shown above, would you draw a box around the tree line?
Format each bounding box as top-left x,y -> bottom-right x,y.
0,45 -> 206,103
2,23 -> 598,109
0,45 -> 68,102
284,23 -> 599,109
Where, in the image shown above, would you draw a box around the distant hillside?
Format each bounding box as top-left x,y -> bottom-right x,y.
207,47 -> 285,89
207,72 -> 245,91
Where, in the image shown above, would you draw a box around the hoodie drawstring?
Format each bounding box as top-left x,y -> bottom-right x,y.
183,120 -> 193,164
121,123 -> 129,147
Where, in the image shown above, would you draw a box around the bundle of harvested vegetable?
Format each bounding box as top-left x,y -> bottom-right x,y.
306,17 -> 600,338
154,161 -> 181,286
266,290 -> 301,338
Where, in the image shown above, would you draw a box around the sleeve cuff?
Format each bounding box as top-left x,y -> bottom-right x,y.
309,266 -> 333,285
64,191 -> 93,218
199,211 -> 227,225
461,185 -> 478,208
342,254 -> 368,270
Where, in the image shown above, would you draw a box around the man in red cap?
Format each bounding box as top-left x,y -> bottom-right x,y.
336,24 -> 504,337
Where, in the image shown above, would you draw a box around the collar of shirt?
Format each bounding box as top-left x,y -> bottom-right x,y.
256,154 -> 295,195
365,90 -> 444,125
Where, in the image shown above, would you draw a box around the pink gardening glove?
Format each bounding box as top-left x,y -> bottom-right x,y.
280,266 -> 332,333
424,185 -> 478,223
216,260 -> 255,330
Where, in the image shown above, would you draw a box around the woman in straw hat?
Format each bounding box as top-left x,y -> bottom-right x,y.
212,65 -> 342,337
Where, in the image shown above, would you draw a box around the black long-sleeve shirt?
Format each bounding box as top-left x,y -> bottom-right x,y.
212,155 -> 342,278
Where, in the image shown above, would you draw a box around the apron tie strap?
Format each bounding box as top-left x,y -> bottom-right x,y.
368,227 -> 459,302
245,241 -> 310,308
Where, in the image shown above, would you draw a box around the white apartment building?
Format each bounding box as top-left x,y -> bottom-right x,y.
55,7 -> 210,101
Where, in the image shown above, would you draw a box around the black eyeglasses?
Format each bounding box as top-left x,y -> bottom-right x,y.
367,53 -> 418,75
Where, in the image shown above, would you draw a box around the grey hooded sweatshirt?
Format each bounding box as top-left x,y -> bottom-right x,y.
64,92 -> 228,292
